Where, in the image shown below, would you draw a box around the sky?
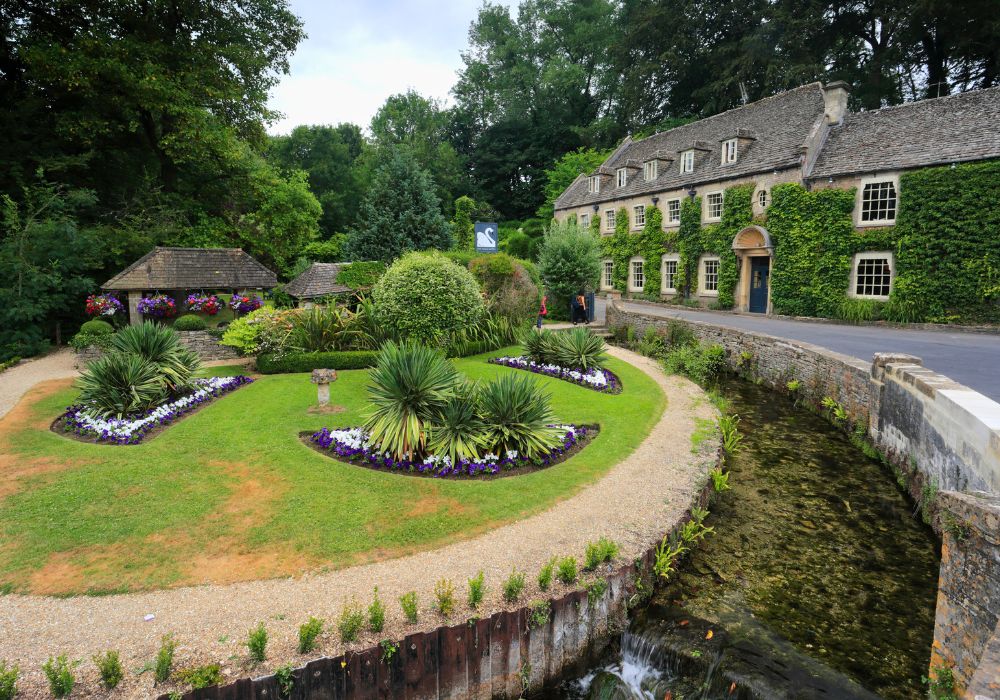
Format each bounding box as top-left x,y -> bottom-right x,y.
267,0 -> 516,135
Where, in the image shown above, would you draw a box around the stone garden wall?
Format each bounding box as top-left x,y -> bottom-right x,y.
606,301 -> 1000,698
73,330 -> 238,368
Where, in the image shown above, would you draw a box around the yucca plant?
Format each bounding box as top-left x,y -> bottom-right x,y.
478,373 -> 562,458
364,342 -> 461,459
77,353 -> 167,417
289,306 -> 359,352
427,382 -> 489,462
109,321 -> 200,394
553,327 -> 607,371
520,328 -> 561,364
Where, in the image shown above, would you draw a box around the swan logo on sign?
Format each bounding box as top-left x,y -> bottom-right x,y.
475,222 -> 499,252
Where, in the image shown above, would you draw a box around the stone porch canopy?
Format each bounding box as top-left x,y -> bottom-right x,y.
103,246 -> 277,324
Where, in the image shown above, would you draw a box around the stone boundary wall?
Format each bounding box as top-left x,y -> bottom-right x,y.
73,330 -> 238,368
154,474 -> 719,700
606,301 -> 1000,698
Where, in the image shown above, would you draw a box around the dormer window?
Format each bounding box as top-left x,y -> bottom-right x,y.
616,168 -> 628,188
680,150 -> 694,174
643,160 -> 658,181
722,139 -> 738,164
588,176 -> 600,194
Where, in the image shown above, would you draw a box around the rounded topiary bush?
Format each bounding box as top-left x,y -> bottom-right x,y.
174,314 -> 208,331
80,319 -> 114,335
373,251 -> 484,345
470,253 -> 539,324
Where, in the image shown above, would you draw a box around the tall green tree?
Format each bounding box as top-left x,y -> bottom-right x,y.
268,124 -> 366,237
370,91 -> 466,215
536,147 -> 612,222
345,148 -> 452,263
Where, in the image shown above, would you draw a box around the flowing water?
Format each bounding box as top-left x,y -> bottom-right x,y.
555,379 -> 941,700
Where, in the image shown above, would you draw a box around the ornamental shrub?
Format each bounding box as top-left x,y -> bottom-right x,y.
109,322 -> 200,395
80,319 -> 114,335
77,353 -> 167,418
470,254 -> 539,325
0,661 -> 18,700
556,556 -> 578,585
502,569 -> 526,602
298,616 -> 324,653
174,314 -> 207,331
247,622 -> 268,662
220,307 -> 295,355
478,373 -> 561,458
372,251 -> 484,345
42,655 -> 75,698
468,570 -> 485,609
368,588 -> 386,632
338,602 -> 365,642
399,591 -> 419,623
255,350 -> 378,374
336,261 -> 386,291
584,537 -> 619,570
552,327 -> 607,371
538,220 -> 601,320
154,634 -> 176,684
663,342 -> 726,385
93,650 -> 124,690
175,664 -> 222,690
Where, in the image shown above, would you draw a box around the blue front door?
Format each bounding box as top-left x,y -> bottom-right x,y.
749,257 -> 770,313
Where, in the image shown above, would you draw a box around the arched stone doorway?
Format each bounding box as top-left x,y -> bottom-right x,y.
732,225 -> 774,313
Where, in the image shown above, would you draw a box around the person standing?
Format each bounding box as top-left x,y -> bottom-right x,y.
537,294 -> 547,329
573,291 -> 588,324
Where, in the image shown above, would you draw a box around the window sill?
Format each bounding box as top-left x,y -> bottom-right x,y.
662,289 -> 677,295
856,219 -> 896,228
848,295 -> 890,301
699,290 -> 720,297
703,218 -> 722,224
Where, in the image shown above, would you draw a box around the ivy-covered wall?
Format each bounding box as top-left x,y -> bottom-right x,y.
768,160 -> 1000,324
596,184 -> 753,307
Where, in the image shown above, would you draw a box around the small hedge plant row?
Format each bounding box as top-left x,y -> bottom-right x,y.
256,339 -> 514,374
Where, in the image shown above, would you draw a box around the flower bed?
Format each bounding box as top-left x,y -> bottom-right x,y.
488,356 -> 621,393
57,376 -> 253,445
307,424 -> 595,478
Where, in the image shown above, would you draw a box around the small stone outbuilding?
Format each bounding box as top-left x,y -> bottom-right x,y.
103,247 -> 277,325
284,262 -> 352,307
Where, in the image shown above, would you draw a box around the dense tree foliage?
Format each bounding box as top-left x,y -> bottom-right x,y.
344,148 -> 452,263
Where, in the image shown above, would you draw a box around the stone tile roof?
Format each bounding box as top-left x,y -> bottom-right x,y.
103,247 -> 277,291
284,262 -> 351,299
809,86 -> 1000,178
554,83 -> 826,210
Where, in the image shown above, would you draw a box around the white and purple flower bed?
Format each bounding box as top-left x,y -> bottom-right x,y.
487,356 -> 621,393
59,375 -> 253,445
309,424 -> 593,478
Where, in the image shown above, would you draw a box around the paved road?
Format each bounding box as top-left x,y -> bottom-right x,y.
592,298 -> 1000,402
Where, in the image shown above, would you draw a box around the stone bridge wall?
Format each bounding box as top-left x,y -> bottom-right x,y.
606,301 -> 1000,698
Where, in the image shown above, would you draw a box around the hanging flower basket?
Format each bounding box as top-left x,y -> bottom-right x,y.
229,294 -> 263,314
137,294 -> 177,318
186,294 -> 222,315
85,294 -> 123,318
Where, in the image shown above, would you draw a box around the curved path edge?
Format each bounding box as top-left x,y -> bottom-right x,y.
0,346 -> 720,699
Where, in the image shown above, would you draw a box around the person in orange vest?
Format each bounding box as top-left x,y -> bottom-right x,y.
537,294 -> 547,329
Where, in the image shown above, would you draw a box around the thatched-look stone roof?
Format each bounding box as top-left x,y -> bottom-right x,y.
103,247 -> 277,291
284,262 -> 351,299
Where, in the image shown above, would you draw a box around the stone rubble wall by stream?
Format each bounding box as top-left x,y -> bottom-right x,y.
74,330 -> 239,368
606,300 -> 1000,699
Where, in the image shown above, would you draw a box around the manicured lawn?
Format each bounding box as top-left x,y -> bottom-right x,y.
0,348 -> 664,595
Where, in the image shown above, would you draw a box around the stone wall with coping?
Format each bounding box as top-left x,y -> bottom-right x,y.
606,300 -> 1000,697
73,330 -> 238,369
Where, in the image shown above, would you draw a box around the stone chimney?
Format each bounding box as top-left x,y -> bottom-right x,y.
821,81 -> 850,125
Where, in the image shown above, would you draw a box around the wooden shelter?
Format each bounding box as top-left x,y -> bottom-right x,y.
103,247 -> 277,325
284,262 -> 352,307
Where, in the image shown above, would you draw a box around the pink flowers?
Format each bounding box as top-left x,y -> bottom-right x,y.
186,294 -> 222,315
85,294 -> 123,317
229,294 -> 263,313
136,294 -> 177,318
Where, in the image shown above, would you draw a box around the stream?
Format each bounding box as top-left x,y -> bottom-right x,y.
555,378 -> 941,700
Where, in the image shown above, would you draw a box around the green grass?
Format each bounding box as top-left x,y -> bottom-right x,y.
0,347 -> 664,595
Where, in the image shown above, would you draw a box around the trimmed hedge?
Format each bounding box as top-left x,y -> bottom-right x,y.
174,314 -> 208,331
256,351 -> 379,374
80,319 -> 114,335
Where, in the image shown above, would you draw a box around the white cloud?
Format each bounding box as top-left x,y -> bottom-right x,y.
267,0 -> 517,134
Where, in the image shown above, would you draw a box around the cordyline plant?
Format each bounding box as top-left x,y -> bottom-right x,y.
364,341 -> 461,459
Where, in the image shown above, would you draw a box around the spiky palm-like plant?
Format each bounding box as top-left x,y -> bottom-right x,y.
553,327 -> 607,371
109,322 -> 200,394
520,328 -> 561,365
426,382 -> 488,462
351,297 -> 398,350
478,373 -> 562,458
364,342 -> 461,459
76,353 -> 167,418
289,306 -> 359,352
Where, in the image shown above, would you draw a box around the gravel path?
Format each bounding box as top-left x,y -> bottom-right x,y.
0,349 -> 78,420
0,347 -> 718,699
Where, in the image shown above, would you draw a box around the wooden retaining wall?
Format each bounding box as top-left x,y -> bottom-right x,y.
158,482 -> 716,700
